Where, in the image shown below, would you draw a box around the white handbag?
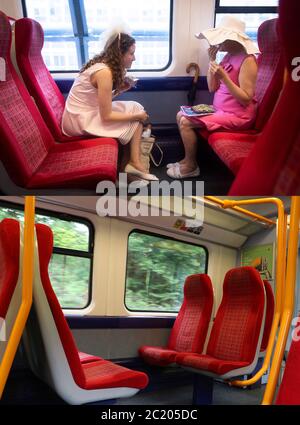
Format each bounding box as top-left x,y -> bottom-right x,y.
140,135 -> 163,172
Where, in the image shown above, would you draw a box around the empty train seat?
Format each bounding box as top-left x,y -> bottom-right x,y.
0,219 -> 22,361
0,11 -> 118,189
14,18 -> 92,143
276,314 -> 300,405
139,274 -> 214,367
23,222 -> 148,404
176,267 -> 266,379
207,18 -> 284,175
229,0 -> 300,194
260,280 -> 275,355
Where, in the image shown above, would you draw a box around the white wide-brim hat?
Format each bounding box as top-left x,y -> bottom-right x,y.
195,15 -> 260,55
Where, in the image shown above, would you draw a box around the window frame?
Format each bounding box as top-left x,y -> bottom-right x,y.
0,199 -> 95,310
21,0 -> 174,73
215,0 -> 278,16
124,229 -> 209,314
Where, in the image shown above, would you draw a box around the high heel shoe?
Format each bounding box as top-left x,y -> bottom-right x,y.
125,164 -> 159,181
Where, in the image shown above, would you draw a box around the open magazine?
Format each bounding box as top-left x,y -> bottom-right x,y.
180,104 -> 215,117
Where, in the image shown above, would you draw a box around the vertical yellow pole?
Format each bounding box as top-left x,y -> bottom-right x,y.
262,196 -> 300,404
0,196 -> 35,398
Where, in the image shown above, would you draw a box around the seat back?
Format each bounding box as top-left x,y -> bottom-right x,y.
0,219 -> 22,360
14,18 -> 78,142
254,18 -> 284,131
32,223 -> 87,390
167,274 -> 214,353
229,0 -> 300,195
276,315 -> 300,404
0,11 -> 53,187
206,267 -> 265,366
25,223 -> 147,404
260,280 -> 275,353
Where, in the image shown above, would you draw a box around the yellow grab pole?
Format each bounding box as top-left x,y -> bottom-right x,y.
0,196 -> 35,398
204,196 -> 277,226
262,196 -> 300,405
205,197 -> 286,388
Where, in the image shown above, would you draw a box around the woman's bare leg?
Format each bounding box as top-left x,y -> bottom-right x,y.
127,123 -> 147,172
177,117 -> 199,173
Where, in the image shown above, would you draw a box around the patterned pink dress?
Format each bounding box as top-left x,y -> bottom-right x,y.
188,53 -> 257,131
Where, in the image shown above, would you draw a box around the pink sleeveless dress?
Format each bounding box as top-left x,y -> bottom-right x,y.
62,63 -> 144,145
188,53 -> 257,131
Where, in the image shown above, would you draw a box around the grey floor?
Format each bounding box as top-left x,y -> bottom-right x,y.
117,382 -> 266,406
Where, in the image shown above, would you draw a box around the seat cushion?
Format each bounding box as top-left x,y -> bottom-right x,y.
139,345 -> 179,367
176,353 -> 248,376
208,132 -> 257,174
82,359 -> 148,390
78,351 -> 103,364
28,138 -> 118,188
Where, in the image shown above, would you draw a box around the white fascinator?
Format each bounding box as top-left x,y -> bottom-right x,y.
99,19 -> 133,51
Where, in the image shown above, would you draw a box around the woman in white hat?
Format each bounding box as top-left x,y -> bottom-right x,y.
168,15 -> 259,179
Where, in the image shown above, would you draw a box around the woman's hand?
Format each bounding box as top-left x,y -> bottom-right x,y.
134,110 -> 149,123
208,46 -> 219,61
209,61 -> 228,81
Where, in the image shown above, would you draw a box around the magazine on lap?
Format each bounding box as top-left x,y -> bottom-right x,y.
180,104 -> 215,117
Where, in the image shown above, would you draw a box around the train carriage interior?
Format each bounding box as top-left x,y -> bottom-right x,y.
0,0 -> 300,413
0,194 -> 299,406
0,0 -> 299,195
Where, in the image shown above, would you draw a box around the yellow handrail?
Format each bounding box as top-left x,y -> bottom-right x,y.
204,196 -> 277,226
0,196 -> 35,398
262,196 -> 300,404
204,197 -> 286,388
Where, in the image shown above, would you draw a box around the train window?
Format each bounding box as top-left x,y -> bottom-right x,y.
23,0 -> 80,71
219,0 -> 278,5
0,203 -> 94,309
23,0 -> 172,72
125,231 -> 208,313
215,0 -> 278,44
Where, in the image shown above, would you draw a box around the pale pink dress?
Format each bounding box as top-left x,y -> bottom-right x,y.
62,63 -> 144,144
188,53 -> 257,131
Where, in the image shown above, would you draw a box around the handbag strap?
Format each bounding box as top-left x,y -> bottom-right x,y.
150,143 -> 164,167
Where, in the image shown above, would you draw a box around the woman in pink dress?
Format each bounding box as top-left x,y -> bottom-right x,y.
167,16 -> 259,179
62,29 -> 158,181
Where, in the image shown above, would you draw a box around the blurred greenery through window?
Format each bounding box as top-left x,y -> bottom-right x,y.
125,231 -> 207,312
0,204 -> 93,309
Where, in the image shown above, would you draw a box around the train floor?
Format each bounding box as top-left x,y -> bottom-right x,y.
0,367 -> 266,405
149,132 -> 234,195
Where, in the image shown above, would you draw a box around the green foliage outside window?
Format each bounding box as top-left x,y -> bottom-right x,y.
0,206 -> 92,309
125,232 -> 207,312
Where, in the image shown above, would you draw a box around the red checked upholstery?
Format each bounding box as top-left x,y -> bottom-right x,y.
33,222 -> 148,402
208,133 -> 257,175
276,315 -> 300,405
260,280 -> 274,353
229,0 -> 300,194
176,267 -> 265,378
0,219 -> 20,323
0,11 -> 118,189
14,18 -> 87,143
207,18 -> 284,175
139,274 -> 214,366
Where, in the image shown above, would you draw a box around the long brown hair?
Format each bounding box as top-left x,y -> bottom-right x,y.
80,33 -> 135,91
